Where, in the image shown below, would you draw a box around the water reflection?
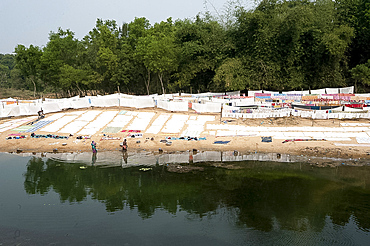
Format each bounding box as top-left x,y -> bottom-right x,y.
91,152 -> 97,165
18,150 -> 364,167
23,156 -> 370,232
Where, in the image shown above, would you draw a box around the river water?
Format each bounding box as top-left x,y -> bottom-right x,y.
0,152 -> 369,245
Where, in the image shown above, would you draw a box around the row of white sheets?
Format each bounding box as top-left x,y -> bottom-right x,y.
146,114 -> 171,134
356,137 -> 370,143
215,129 -> 369,139
41,111 -> 88,132
58,111 -> 102,134
44,113 -> 66,121
41,115 -> 79,132
77,111 -> 101,121
224,111 -> 370,120
181,115 -> 216,137
0,116 -> 37,132
126,112 -> 155,131
78,111 -> 118,135
162,115 -> 189,133
207,124 -> 370,132
40,110 -> 120,135
341,123 -> 370,126
229,112 -> 291,119
107,114 -> 133,128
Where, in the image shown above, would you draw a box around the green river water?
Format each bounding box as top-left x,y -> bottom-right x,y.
0,152 -> 369,245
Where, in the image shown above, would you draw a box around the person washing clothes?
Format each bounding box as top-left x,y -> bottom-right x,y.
91,141 -> 97,153
121,139 -> 128,151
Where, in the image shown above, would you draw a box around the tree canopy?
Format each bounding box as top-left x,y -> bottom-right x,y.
1,0 -> 369,97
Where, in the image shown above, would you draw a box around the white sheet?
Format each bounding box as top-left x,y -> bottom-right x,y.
162,115 -> 189,133
41,115 -> 78,132
146,114 -> 171,134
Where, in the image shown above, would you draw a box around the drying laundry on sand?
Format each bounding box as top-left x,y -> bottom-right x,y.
166,136 -> 207,141
282,138 -> 326,143
213,140 -> 230,144
261,137 -> 272,142
30,133 -> 69,139
128,133 -> 143,138
6,135 -> 26,140
101,136 -> 121,140
76,135 -> 91,139
121,130 -> 141,133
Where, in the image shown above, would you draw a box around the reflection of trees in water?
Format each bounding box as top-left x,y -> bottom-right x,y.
23,157 -> 370,231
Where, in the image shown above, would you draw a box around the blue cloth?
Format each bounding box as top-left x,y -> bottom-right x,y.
21,120 -> 53,133
261,137 -> 272,142
213,141 -> 230,144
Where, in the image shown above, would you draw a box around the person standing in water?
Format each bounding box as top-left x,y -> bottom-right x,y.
91,141 -> 97,153
122,139 -> 128,151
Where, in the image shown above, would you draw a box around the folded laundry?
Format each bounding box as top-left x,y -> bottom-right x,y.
76,135 -> 91,139
6,135 -> 26,140
166,136 -> 206,141
121,130 -> 141,133
30,133 -> 69,139
213,140 -> 230,144
261,136 -> 272,142
282,138 -> 326,143
128,133 -> 143,138
100,136 -> 121,140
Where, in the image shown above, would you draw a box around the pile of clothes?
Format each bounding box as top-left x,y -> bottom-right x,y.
76,135 -> 91,139
30,133 -> 69,139
166,136 -> 206,141
6,135 -> 26,140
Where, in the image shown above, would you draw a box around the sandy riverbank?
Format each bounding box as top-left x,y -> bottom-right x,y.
1,107 -> 370,162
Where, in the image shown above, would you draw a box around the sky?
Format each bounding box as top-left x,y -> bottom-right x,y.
0,0 -> 252,54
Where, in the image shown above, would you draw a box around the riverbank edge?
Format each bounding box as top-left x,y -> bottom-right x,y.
3,144 -> 369,168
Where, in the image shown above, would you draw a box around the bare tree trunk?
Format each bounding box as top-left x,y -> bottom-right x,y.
30,76 -> 36,98
158,72 -> 165,95
145,68 -> 151,95
75,82 -> 83,96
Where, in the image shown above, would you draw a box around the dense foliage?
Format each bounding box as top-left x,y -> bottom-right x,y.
1,0 -> 369,97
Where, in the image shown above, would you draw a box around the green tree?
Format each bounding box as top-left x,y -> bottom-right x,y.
136,18 -> 178,94
335,0 -> 370,67
83,19 -> 125,93
0,54 -> 16,88
0,64 -> 9,88
212,58 -> 249,91
40,28 -> 80,95
232,0 -> 354,91
14,44 -> 43,97
9,68 -> 25,89
174,16 -> 230,93
59,64 -> 89,95
350,60 -> 370,91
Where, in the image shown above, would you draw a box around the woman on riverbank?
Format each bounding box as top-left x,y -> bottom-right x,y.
91,141 -> 97,153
